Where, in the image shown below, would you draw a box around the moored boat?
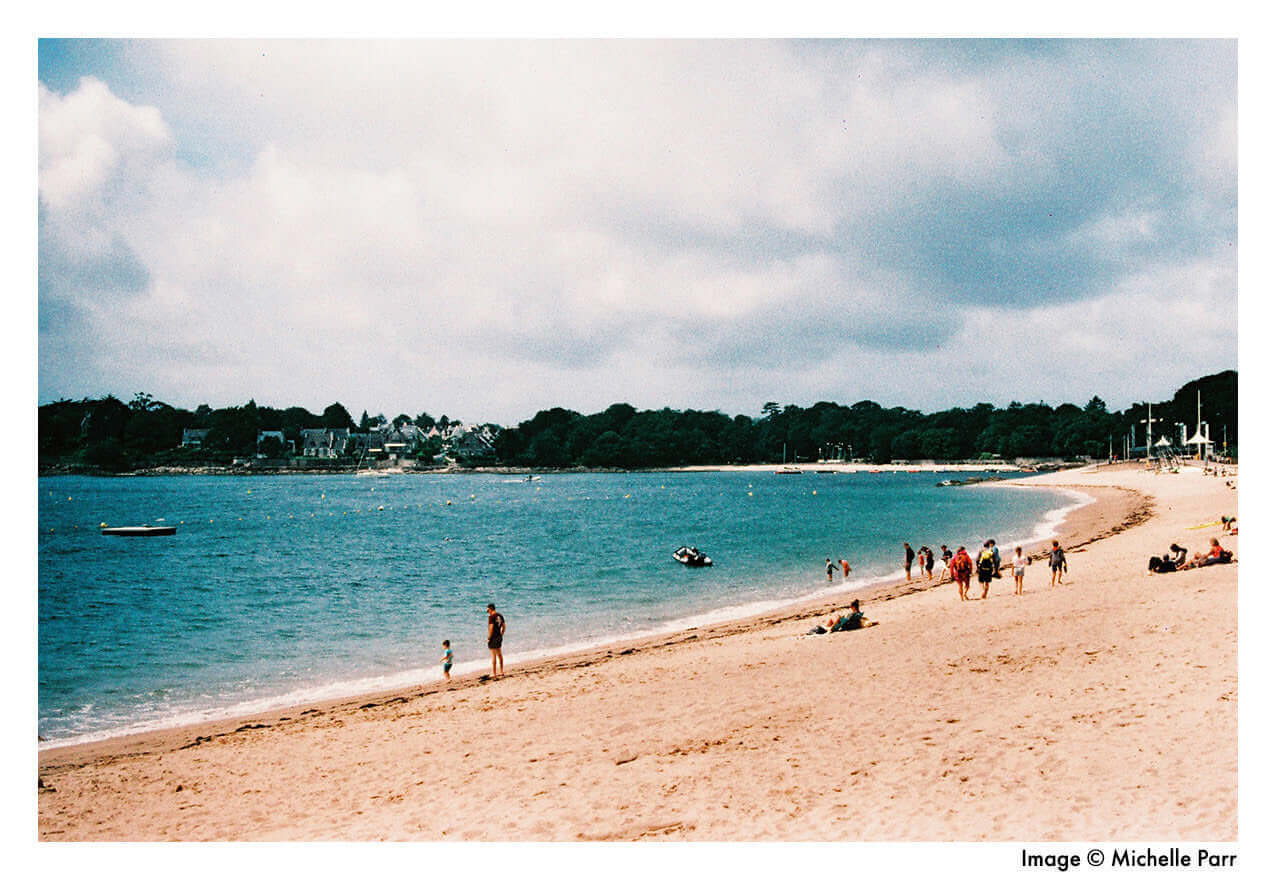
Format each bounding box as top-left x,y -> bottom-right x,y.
100,525 -> 177,537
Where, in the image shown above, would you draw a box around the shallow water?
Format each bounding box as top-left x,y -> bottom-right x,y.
38,471 -> 1083,745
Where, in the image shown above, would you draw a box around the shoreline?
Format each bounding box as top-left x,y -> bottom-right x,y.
37,470 -> 1138,765
40,460 -> 1044,478
40,463 -> 1236,840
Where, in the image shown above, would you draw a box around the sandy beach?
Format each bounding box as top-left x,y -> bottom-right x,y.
37,463 -> 1238,841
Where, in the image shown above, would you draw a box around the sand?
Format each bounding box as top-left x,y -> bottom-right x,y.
37,464 -> 1238,841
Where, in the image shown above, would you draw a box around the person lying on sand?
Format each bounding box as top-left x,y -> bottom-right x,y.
807,599 -> 876,634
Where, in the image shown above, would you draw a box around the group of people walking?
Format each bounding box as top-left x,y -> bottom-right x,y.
907,538 -> 1068,601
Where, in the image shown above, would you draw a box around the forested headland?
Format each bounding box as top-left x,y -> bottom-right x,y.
38,370 -> 1237,473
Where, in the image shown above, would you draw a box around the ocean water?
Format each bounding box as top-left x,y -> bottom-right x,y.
38,471 -> 1086,746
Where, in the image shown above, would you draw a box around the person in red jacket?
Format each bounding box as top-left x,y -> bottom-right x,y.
950,546 -> 973,601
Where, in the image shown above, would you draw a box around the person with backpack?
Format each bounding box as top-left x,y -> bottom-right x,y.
486,603 -> 506,678
976,541 -> 997,599
1049,541 -> 1068,587
950,546 -> 973,600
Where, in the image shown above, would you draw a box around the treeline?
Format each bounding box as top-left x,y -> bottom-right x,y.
37,394 -> 463,472
494,371 -> 1237,468
38,370 -> 1236,472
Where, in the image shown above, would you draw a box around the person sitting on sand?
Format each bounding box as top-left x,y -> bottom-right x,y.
1170,544 -> 1188,568
1186,538 -> 1234,568
830,600 -> 866,632
807,600 -> 870,634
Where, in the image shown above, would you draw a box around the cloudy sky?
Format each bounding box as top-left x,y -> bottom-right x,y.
37,39 -> 1237,425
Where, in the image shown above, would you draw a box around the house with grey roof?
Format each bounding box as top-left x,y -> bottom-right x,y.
181,428 -> 211,447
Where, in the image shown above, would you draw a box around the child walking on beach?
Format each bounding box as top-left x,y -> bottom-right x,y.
1011,546 -> 1029,596
440,640 -> 453,681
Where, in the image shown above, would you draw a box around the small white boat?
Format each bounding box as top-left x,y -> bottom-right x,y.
101,525 -> 177,537
774,465 -> 803,474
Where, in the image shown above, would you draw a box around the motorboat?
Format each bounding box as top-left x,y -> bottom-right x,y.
673,546 -> 712,567
101,524 -> 177,537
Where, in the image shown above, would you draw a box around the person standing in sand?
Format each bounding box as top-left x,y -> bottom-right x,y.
1011,546 -> 1029,596
440,640 -> 453,681
938,545 -> 953,584
1049,541 -> 1068,587
486,603 -> 506,677
975,542 -> 997,599
903,542 -> 915,580
950,546 -> 972,600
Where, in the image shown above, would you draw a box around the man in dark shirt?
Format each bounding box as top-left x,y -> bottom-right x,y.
486,603 -> 506,677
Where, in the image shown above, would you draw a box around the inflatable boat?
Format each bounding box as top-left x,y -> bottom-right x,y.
673,546 -> 712,567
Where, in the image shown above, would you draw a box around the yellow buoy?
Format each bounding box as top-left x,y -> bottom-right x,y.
812,490 -> 817,495
748,491 -> 753,497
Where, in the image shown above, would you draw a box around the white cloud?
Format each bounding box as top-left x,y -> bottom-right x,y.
38,41 -> 1237,422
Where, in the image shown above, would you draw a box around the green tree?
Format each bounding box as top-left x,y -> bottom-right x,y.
322,403 -> 356,430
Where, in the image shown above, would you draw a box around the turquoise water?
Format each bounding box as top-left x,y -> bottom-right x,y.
37,471 -> 1084,745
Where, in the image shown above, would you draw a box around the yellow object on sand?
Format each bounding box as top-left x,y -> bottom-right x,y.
1186,520 -> 1222,530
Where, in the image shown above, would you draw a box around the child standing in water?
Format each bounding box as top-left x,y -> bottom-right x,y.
440,640 -> 453,682
1011,546 -> 1029,595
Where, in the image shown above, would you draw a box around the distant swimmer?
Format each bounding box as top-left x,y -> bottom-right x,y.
904,542 -> 915,581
